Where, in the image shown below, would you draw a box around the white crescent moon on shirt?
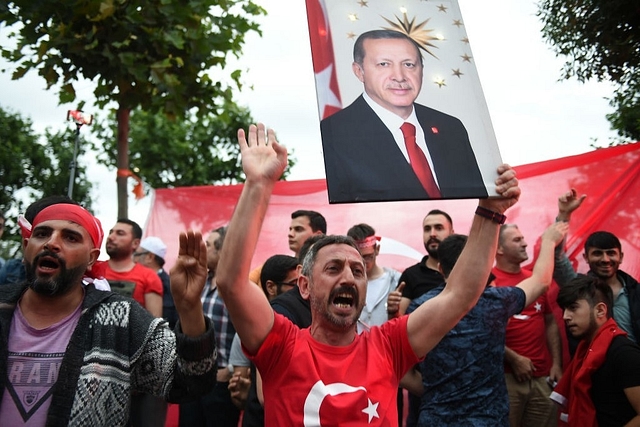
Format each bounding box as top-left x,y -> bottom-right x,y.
303,380 -> 367,426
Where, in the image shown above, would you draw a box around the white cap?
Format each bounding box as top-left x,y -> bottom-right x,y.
139,236 -> 167,260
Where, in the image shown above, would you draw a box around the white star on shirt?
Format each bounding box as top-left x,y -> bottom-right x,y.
314,64 -> 342,117
534,302 -> 542,312
361,398 -> 379,423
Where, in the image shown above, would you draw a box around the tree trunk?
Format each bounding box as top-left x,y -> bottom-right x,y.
116,107 -> 130,219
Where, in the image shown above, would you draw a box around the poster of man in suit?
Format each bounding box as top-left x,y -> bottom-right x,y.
306,0 -> 503,203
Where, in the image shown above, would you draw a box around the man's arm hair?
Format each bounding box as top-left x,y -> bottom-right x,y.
216,125 -> 288,355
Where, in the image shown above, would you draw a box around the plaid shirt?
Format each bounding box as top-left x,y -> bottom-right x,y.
202,277 -> 236,368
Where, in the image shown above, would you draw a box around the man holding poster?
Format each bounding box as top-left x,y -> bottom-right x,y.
320,30 -> 488,203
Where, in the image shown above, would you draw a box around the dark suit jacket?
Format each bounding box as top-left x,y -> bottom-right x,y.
320,95 -> 488,203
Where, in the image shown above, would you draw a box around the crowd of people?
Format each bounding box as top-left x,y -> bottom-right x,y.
1,122 -> 637,427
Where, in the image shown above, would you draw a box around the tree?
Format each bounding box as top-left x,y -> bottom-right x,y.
537,0 -> 640,140
0,105 -> 92,259
92,101 -> 295,190
1,0 -> 266,217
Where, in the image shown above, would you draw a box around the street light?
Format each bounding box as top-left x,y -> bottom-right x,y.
66,110 -> 93,199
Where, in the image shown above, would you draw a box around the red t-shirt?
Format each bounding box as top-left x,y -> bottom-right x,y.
492,267 -> 553,376
250,313 -> 419,426
104,263 -> 163,308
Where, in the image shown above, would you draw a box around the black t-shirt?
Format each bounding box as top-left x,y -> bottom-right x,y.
591,335 -> 640,426
270,286 -> 312,328
400,256 -> 445,301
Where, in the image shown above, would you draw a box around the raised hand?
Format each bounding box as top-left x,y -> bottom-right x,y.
170,230 -> 208,336
386,282 -> 405,318
479,164 -> 520,214
238,123 -> 288,184
541,221 -> 569,247
557,188 -> 586,221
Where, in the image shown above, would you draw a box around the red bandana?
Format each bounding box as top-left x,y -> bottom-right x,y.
355,235 -> 381,249
26,204 -> 104,249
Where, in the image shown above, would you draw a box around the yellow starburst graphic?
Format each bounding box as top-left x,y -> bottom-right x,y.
381,12 -> 440,59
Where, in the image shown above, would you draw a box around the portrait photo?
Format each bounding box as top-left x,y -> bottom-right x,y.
306,0 -> 503,203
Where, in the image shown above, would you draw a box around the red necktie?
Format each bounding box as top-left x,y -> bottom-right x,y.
400,122 -> 441,198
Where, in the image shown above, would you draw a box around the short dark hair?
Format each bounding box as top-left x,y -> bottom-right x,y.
291,210 -> 327,234
346,223 -> 375,241
301,235 -> 360,277
25,195 -> 79,223
298,234 -> 326,264
260,254 -> 299,295
353,29 -> 423,66
212,225 -> 228,251
437,234 -> 467,278
117,218 -> 142,240
584,231 -> 621,252
425,209 -> 453,228
556,274 -> 613,319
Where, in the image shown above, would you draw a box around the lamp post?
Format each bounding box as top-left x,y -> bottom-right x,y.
66,110 -> 93,199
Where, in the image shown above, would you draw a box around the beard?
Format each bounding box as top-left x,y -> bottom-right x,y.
105,244 -> 128,260
25,251 -> 86,297
424,238 -> 441,259
570,314 -> 599,341
309,285 -> 364,330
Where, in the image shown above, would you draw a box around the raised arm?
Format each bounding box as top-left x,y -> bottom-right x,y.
216,124 -> 288,354
556,188 -> 586,222
517,222 -> 569,307
553,188 -> 586,286
407,164 -> 520,358
170,230 -> 208,336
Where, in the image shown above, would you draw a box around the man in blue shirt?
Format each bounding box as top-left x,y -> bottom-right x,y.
407,222 -> 567,426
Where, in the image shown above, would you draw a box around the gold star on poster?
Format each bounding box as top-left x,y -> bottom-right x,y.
358,0 -> 368,7
381,12 -> 441,58
437,4 -> 447,12
461,53 -> 472,62
348,13 -> 359,21
347,32 -> 357,39
452,19 -> 463,28
434,78 -> 446,88
452,68 -> 463,78
461,37 -> 469,44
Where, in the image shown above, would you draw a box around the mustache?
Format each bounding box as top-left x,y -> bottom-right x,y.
386,83 -> 413,90
329,285 -> 358,300
426,237 -> 441,245
34,250 -> 65,266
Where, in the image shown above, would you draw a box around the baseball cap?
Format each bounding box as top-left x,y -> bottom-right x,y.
140,236 -> 167,260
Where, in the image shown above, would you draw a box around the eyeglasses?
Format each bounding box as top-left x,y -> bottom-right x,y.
276,279 -> 298,290
133,251 -> 149,258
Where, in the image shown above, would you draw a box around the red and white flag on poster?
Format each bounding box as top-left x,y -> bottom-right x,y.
305,0 -> 343,119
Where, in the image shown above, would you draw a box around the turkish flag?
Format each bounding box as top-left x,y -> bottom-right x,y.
305,0 -> 342,118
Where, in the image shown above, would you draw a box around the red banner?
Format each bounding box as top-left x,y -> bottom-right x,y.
146,143 -> 640,281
